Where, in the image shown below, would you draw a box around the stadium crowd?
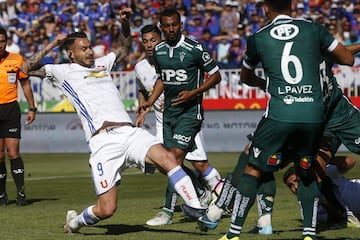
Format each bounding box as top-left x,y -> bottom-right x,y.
1,0 -> 360,70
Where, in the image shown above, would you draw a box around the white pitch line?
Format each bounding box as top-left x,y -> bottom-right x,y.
8,171 -> 145,182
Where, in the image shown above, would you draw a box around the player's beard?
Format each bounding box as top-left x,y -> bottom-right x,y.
166,33 -> 180,46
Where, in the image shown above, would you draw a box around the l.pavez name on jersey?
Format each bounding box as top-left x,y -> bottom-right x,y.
278,84 -> 314,104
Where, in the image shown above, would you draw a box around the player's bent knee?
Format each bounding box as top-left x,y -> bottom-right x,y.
162,151 -> 178,169
148,145 -> 178,172
97,203 -> 117,219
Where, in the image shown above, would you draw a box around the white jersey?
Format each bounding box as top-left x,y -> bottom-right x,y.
134,58 -> 207,161
45,53 -> 132,141
134,58 -> 164,113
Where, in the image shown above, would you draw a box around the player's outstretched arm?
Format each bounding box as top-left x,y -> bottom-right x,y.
332,42 -> 354,66
21,33 -> 67,78
113,7 -> 133,62
172,71 -> 221,106
240,66 -> 266,91
345,43 -> 360,55
137,78 -> 164,115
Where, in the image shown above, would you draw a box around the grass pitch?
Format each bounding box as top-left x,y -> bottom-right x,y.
0,152 -> 359,240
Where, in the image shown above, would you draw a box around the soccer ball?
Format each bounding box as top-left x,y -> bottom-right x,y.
211,178 -> 232,215
211,178 -> 226,200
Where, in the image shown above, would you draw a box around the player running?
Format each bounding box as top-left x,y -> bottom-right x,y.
20,8 -> 206,234
135,24 -> 221,226
137,8 -> 222,220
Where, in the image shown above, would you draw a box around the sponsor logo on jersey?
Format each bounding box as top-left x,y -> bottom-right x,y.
173,133 -> 191,146
283,95 -> 314,104
299,157 -> 311,169
85,71 -> 107,79
355,137 -> 360,145
253,147 -> 261,158
202,52 -> 211,62
267,153 -> 282,166
270,24 -> 299,40
161,69 -> 188,82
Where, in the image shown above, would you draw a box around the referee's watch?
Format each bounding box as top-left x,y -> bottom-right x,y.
29,107 -> 37,113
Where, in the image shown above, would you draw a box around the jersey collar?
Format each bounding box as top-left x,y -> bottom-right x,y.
166,34 -> 185,49
272,14 -> 292,24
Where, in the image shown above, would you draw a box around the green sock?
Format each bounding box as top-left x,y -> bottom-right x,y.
297,178 -> 319,238
213,151 -> 248,212
227,173 -> 259,238
257,174 -> 276,220
230,151 -> 248,185
162,182 -> 177,216
214,178 -> 236,211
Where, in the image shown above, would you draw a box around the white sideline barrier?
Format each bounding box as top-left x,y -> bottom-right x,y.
17,65 -> 360,106
20,111 -> 347,153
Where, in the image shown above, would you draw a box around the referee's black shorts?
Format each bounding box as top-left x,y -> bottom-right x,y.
0,101 -> 21,139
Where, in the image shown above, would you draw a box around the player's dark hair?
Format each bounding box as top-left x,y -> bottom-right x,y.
159,8 -> 180,24
0,27 -> 8,41
141,24 -> 161,38
282,166 -> 296,184
264,0 -> 292,13
61,31 -> 88,50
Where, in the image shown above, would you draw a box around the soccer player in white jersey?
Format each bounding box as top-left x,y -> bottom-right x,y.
20,8 -> 205,234
135,24 -> 221,226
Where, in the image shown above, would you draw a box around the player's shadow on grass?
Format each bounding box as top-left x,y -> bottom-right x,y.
7,198 -> 58,205
93,224 -> 212,236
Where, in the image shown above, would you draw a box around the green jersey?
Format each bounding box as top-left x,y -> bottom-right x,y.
321,57 -> 358,123
243,15 -> 337,123
321,57 -> 360,155
153,35 -> 219,120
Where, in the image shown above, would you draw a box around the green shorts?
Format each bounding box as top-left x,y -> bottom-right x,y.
323,95 -> 360,155
247,118 -> 323,172
163,115 -> 202,152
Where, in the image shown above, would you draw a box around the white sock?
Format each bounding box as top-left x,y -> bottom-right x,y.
257,213 -> 271,227
207,204 -> 224,221
168,166 -> 202,209
202,165 -> 221,190
71,205 -> 100,229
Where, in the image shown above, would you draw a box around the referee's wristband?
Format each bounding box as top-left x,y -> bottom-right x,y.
29,107 -> 37,113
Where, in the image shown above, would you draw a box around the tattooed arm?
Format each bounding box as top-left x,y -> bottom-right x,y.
21,33 -> 67,78
113,7 -> 133,62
